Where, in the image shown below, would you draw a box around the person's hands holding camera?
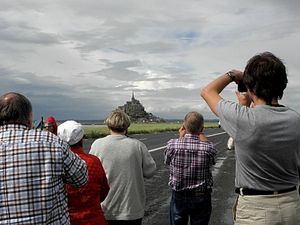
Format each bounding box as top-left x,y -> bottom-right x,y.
178,125 -> 186,138
227,69 -> 247,92
230,69 -> 243,84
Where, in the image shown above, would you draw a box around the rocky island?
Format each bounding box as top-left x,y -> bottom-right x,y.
117,92 -> 165,122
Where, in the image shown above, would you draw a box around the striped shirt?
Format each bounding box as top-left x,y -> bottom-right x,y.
165,134 -> 216,191
0,124 -> 88,224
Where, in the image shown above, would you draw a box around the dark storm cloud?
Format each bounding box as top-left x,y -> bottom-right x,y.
0,67 -> 113,120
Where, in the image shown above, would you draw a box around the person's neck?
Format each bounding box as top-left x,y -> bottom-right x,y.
252,98 -> 266,106
110,130 -> 126,136
270,99 -> 280,106
251,96 -> 279,107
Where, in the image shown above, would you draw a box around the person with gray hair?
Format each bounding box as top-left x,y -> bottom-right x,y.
0,92 -> 88,224
165,111 -> 217,225
58,120 -> 109,225
90,110 -> 156,225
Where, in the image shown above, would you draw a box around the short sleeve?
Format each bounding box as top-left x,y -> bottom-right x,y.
217,99 -> 255,140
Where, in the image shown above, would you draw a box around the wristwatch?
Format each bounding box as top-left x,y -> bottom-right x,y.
226,71 -> 235,82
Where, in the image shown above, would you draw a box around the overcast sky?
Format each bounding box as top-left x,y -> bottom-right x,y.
1,0 -> 300,121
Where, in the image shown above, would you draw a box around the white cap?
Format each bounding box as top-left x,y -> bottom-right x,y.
57,120 -> 84,145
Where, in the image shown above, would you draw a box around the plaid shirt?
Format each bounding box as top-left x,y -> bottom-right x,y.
165,134 -> 216,191
0,124 -> 88,224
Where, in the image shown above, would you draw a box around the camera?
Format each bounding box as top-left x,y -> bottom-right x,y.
238,82 -> 247,92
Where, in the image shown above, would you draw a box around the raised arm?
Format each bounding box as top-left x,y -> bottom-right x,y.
200,70 -> 243,115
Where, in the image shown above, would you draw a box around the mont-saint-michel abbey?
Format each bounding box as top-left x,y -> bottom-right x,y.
117,92 -> 165,122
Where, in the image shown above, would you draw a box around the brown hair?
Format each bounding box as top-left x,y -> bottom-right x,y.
105,110 -> 131,132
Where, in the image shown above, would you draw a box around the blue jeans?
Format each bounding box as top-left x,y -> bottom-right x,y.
169,190 -> 212,225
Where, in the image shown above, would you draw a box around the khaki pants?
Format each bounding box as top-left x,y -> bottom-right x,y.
233,190 -> 300,225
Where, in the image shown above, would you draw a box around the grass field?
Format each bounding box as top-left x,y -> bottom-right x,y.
84,122 -> 219,139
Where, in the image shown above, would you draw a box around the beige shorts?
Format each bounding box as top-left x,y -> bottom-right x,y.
232,190 -> 300,225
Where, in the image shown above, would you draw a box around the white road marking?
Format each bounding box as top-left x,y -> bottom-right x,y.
149,146 -> 167,153
139,138 -> 147,141
205,131 -> 227,137
149,131 -> 227,152
212,157 -> 227,177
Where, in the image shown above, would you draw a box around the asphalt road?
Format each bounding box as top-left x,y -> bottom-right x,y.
83,128 -> 235,225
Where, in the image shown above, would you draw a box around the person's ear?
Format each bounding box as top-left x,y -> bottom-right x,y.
26,120 -> 33,129
27,113 -> 33,129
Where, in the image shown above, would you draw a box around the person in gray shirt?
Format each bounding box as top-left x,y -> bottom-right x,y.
201,52 -> 300,225
90,110 -> 156,225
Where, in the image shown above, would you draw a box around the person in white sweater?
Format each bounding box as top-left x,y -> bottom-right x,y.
90,110 -> 156,225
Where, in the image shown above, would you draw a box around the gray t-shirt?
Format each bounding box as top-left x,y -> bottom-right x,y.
90,134 -> 156,220
217,99 -> 300,191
